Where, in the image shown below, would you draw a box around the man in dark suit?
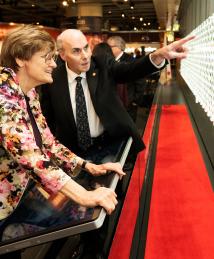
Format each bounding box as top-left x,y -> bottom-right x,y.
41,29 -> 193,159
40,29 -> 193,258
107,35 -> 146,122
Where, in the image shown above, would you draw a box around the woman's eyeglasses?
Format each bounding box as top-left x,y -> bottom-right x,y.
41,53 -> 57,64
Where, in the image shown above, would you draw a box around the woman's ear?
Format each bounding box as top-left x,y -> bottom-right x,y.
15,58 -> 25,68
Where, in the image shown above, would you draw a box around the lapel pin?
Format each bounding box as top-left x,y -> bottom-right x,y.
92,72 -> 96,77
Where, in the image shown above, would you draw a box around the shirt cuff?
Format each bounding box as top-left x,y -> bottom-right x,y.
149,53 -> 166,69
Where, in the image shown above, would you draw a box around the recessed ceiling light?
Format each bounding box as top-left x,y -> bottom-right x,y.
62,1 -> 68,7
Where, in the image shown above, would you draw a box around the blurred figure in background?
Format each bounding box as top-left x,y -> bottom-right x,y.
107,36 -> 146,122
92,42 -> 114,57
141,45 -> 146,57
134,48 -> 142,59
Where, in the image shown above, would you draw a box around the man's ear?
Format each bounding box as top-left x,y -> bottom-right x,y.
59,52 -> 66,61
15,58 -> 25,68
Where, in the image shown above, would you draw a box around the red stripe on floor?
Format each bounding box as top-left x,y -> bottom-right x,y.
109,105 -> 157,259
145,105 -> 214,259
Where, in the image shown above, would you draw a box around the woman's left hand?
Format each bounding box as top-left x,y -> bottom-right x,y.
85,162 -> 125,179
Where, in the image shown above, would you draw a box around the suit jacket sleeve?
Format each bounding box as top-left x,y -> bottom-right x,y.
94,53 -> 164,83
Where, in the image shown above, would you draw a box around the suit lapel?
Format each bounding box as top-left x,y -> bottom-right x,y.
86,62 -> 99,101
55,64 -> 77,130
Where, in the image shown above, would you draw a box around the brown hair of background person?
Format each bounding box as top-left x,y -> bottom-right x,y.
92,42 -> 114,58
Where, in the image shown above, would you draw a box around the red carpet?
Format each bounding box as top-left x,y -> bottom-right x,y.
145,105 -> 214,259
108,105 -> 157,259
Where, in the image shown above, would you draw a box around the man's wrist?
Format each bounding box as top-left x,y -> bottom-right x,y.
149,51 -> 165,67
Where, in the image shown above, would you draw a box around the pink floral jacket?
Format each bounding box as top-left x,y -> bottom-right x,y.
0,67 -> 78,220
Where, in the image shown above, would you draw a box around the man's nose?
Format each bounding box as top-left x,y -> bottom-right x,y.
81,49 -> 88,58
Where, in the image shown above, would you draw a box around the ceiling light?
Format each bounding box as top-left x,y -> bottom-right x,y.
121,13 -> 125,18
130,2 -> 134,9
62,1 -> 68,7
110,26 -> 119,32
140,17 -> 143,22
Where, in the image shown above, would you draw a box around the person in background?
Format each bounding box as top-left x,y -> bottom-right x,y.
0,25 -> 126,258
134,48 -> 142,59
92,42 -> 114,57
141,45 -> 146,57
107,35 -> 147,122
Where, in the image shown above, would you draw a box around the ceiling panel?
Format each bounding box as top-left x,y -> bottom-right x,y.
0,0 -> 159,31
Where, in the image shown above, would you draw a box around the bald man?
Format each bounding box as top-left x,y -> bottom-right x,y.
40,29 -> 194,258
41,29 -> 193,158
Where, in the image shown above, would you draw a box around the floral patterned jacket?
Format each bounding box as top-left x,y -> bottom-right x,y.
0,67 -> 78,220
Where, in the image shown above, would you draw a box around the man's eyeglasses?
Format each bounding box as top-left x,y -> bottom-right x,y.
41,52 -> 57,64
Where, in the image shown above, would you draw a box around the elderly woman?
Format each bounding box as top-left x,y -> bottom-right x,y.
0,25 -> 125,228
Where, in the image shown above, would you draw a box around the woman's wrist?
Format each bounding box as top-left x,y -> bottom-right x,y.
75,156 -> 89,170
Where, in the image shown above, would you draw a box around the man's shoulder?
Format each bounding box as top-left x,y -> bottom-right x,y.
121,52 -> 134,62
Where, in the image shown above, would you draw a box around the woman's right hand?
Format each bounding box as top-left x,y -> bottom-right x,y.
61,179 -> 118,214
86,187 -> 118,215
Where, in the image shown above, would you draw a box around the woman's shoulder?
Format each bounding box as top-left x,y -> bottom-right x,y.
0,67 -> 17,81
0,67 -> 24,103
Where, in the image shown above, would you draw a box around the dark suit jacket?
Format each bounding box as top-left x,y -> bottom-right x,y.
118,51 -> 133,63
118,52 -> 147,106
40,53 -> 161,154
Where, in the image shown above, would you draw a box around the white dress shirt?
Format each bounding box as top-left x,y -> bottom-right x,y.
66,63 -> 104,138
115,51 -> 124,62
